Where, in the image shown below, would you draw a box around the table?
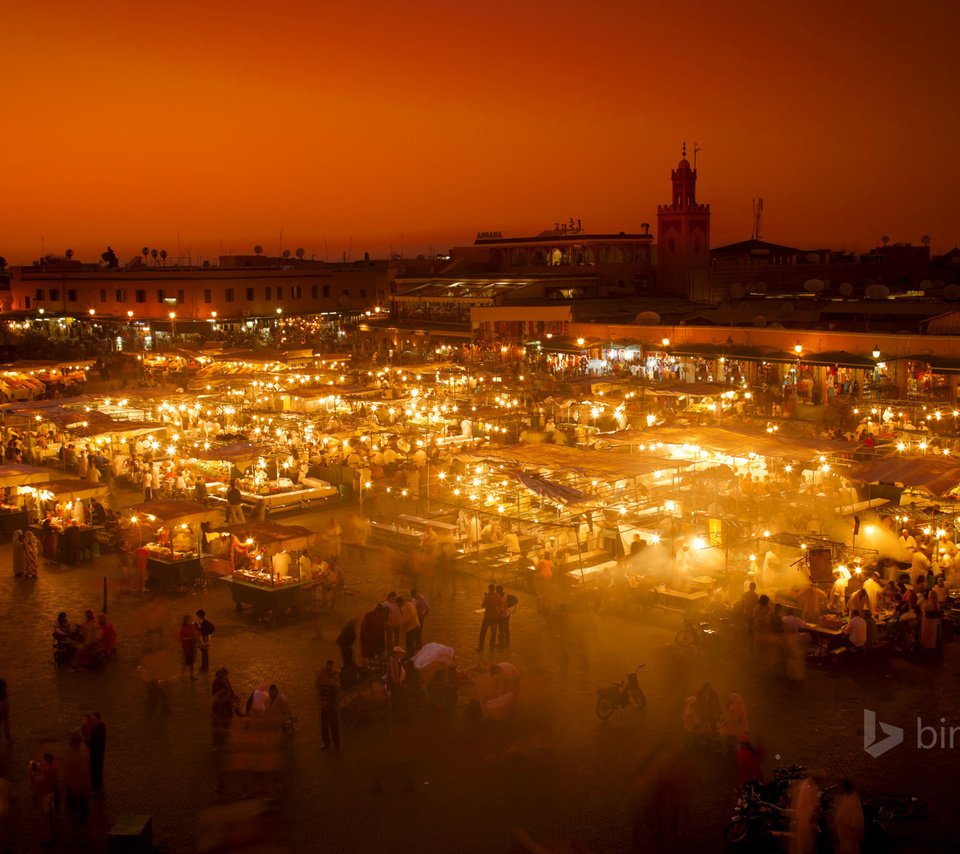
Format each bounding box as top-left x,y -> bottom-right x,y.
0,508 -> 29,537
566,559 -> 618,587
145,554 -> 203,592
800,622 -> 846,656
649,588 -> 708,611
225,576 -> 316,613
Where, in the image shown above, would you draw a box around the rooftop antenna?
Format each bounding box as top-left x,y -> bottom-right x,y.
752,197 -> 764,241
693,143 -> 701,171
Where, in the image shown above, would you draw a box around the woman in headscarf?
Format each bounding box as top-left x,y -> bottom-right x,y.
11,531 -> 25,577
22,529 -> 40,578
718,693 -> 749,742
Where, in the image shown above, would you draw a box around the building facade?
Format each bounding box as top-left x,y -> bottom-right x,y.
5,256 -> 393,322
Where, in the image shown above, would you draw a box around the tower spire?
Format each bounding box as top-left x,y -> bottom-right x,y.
682,141 -> 687,159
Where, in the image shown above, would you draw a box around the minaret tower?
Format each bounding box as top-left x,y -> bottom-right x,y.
656,143 -> 712,301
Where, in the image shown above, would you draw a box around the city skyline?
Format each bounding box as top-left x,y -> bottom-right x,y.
3,0 -> 959,264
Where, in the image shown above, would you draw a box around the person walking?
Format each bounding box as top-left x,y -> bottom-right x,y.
82,712 -> 107,797
194,610 -> 216,672
316,660 -> 341,751
179,616 -> 201,680
63,732 -> 91,826
0,680 -> 11,747
410,589 -> 430,651
477,584 -> 500,652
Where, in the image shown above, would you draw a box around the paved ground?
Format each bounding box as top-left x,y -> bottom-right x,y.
1,498 -> 957,852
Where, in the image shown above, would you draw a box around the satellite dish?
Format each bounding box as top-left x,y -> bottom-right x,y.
865,283 -> 890,300
633,311 -> 661,325
337,294 -> 351,308
769,322 -> 785,329
944,284 -> 960,301
730,283 -> 745,299
922,235 -> 932,246
803,278 -> 825,293
918,279 -> 932,291
752,315 -> 767,328
778,301 -> 795,316
839,282 -> 853,297
806,252 -> 820,263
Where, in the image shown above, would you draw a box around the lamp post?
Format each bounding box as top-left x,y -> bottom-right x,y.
169,311 -> 177,342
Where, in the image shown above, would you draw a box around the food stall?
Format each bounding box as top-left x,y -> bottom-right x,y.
28,478 -> 112,564
0,464 -> 51,535
209,522 -> 322,613
128,500 -> 222,592
202,443 -> 340,515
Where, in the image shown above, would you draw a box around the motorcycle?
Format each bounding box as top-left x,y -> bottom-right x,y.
595,664 -> 646,720
675,618 -> 718,649
724,765 -> 806,846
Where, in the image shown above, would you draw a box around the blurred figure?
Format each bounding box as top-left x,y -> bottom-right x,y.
832,778 -> 865,854
179,615 -> 201,680
790,773 -> 821,854
63,732 -> 91,826
316,661 -> 341,751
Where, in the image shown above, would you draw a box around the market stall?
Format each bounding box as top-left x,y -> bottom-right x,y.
128,500 -> 222,592
24,478 -> 113,564
0,464 -> 51,534
209,522 -> 323,613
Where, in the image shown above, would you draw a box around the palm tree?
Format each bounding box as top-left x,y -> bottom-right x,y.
159,249 -> 168,266
254,245 -> 263,256
151,249 -> 159,264
65,249 -> 74,260
282,249 -> 291,259
142,246 -> 149,262
295,248 -> 305,260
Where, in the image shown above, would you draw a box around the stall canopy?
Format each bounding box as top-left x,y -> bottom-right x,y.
514,471 -> 590,505
191,442 -> 271,469
41,478 -> 110,502
213,522 -> 322,557
638,426 -> 852,460
0,464 -> 51,488
128,500 -> 223,525
846,456 -> 960,497
467,444 -> 688,479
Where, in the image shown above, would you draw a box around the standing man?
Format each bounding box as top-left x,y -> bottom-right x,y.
477,584 -> 500,653
195,609 -> 216,673
226,479 -> 245,523
316,660 -> 341,751
336,618 -> 357,670
410,589 -> 430,651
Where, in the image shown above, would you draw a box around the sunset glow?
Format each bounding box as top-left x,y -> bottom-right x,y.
2,0 -> 958,263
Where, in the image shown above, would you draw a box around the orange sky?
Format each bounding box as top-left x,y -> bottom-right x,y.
3,0 -> 958,264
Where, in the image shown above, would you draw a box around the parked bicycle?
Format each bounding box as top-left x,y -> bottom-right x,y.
595,664 -> 646,720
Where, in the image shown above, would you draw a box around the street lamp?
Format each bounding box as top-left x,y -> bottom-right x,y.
88,308 -> 95,316
794,343 -> 802,355
661,337 -> 670,348
169,311 -> 177,341
872,345 -> 881,359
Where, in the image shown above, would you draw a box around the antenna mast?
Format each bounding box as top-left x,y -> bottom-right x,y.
693,143 -> 701,171
752,197 -> 764,241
